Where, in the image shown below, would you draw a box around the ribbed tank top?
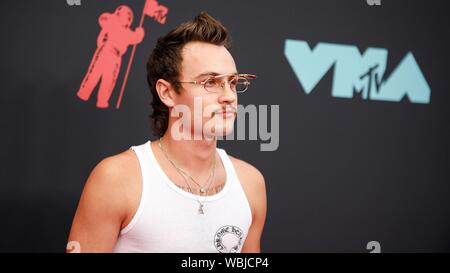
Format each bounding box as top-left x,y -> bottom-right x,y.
113,140 -> 252,253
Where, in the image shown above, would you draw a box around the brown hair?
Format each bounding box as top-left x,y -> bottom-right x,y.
146,12 -> 231,137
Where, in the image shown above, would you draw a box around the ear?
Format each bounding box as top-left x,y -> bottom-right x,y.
155,79 -> 177,108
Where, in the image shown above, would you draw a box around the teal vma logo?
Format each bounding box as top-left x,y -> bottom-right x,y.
284,39 -> 431,104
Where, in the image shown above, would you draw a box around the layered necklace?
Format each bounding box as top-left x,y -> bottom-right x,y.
158,138 -> 216,214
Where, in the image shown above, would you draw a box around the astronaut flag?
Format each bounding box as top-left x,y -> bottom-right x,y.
116,0 -> 169,109
144,0 -> 169,24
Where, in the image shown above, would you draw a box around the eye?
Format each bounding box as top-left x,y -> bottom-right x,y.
204,78 -> 219,88
229,78 -> 238,89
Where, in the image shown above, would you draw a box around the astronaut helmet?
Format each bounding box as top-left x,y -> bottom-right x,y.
114,5 -> 134,27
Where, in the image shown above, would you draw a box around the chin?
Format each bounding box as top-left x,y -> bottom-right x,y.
202,115 -> 236,139
203,123 -> 235,139
215,123 -> 235,137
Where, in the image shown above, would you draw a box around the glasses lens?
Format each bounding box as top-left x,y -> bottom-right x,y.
236,78 -> 250,93
204,78 -> 222,93
203,75 -> 251,93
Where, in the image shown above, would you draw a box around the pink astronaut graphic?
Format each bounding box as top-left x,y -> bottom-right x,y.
76,0 -> 168,109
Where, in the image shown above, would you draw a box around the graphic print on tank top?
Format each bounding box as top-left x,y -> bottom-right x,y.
214,225 -> 245,253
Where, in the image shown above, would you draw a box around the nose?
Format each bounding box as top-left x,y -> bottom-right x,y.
218,81 -> 237,104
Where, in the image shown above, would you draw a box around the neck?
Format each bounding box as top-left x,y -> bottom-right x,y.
158,132 -> 217,177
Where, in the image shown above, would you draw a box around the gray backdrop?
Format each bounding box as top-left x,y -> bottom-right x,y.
1,0 -> 449,252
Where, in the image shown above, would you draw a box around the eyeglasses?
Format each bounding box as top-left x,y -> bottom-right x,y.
176,73 -> 257,94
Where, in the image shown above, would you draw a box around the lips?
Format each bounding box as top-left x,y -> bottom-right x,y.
214,108 -> 236,118
220,111 -> 236,118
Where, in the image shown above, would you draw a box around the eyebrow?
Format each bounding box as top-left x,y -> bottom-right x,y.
194,71 -> 238,79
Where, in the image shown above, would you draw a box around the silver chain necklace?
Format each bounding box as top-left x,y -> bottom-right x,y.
158,138 -> 216,214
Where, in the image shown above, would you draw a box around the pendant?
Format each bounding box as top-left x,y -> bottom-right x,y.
200,188 -> 206,194
198,204 -> 204,214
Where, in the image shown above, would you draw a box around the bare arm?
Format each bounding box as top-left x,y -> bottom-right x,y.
67,153 -> 138,252
231,158 -> 267,253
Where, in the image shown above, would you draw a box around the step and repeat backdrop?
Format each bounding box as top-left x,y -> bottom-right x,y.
0,0 -> 449,252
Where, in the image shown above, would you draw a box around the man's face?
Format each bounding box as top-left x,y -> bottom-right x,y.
173,41 -> 238,139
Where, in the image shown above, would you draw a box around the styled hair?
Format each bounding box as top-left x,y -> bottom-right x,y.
146,12 -> 231,137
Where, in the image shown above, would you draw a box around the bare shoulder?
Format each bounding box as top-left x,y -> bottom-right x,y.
80,148 -> 141,226
227,155 -> 266,216
101,148 -> 139,169
67,148 -> 141,252
228,155 -> 265,185
90,149 -> 140,189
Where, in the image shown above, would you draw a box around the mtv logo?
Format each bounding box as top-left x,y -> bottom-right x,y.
284,39 -> 431,104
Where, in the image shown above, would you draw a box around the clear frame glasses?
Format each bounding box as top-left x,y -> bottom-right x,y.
177,73 -> 257,94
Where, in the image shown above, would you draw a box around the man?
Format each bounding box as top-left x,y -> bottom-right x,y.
68,12 -> 266,253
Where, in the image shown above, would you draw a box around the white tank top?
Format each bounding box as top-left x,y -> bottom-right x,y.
113,140 -> 252,253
